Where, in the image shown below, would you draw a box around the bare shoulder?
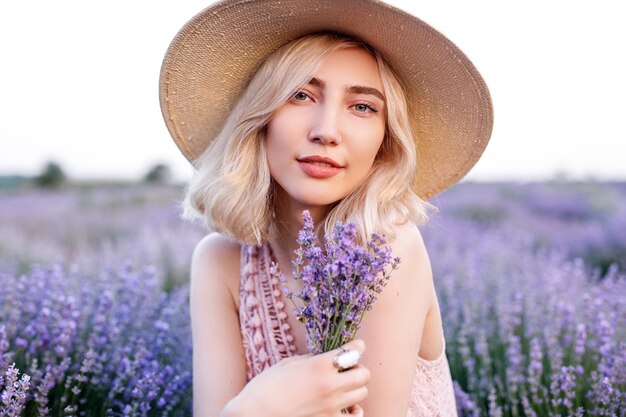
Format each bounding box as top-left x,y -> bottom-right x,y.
190,233 -> 241,309
191,233 -> 241,266
189,233 -> 248,415
386,220 -> 434,312
389,221 -> 445,360
388,219 -> 426,254
356,220 -> 436,415
358,219 -> 434,339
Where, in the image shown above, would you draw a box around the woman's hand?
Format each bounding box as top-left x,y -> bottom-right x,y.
225,339 -> 370,417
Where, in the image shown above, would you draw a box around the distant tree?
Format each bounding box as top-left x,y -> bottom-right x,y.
143,163 -> 172,184
34,161 -> 67,189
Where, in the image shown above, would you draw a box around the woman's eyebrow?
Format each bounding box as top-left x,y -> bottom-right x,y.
308,77 -> 325,88
346,86 -> 385,102
307,77 -> 385,102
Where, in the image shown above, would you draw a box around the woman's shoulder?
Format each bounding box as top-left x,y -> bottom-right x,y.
387,217 -> 426,254
385,218 -> 435,311
190,233 -> 242,309
192,232 -> 242,263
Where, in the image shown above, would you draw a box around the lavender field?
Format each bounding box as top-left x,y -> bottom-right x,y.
1,181 -> 624,416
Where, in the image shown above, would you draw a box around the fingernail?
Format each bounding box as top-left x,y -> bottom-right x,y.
353,339 -> 365,352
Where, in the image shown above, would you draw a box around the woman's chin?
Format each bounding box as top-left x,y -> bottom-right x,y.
273,180 -> 350,209
288,191 -> 344,209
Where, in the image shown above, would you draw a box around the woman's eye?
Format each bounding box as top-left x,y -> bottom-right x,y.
353,103 -> 378,113
293,91 -> 309,101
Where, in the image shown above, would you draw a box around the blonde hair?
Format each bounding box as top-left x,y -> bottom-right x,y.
180,32 -> 438,244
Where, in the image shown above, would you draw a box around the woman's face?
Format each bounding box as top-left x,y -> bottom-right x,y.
266,46 -> 386,210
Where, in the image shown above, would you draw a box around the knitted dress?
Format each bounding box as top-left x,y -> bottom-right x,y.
238,243 -> 458,417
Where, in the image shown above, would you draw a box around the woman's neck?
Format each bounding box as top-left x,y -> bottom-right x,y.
268,191 -> 331,276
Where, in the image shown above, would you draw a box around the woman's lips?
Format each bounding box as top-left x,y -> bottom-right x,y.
298,161 -> 343,178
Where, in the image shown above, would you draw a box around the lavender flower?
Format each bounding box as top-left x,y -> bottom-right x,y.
453,381 -> 480,417
0,263 -> 192,416
2,180 -> 626,415
0,363 -> 31,417
271,210 -> 400,354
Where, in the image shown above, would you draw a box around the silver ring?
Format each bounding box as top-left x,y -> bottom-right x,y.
333,347 -> 361,371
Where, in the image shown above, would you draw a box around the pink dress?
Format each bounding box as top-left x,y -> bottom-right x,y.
238,243 -> 458,417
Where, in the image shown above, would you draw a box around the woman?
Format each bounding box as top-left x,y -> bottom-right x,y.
159,1 -> 493,416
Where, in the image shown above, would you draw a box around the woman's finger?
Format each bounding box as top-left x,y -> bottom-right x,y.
341,339 -> 366,354
337,385 -> 368,412
340,403 -> 364,416
325,339 -> 366,359
335,363 -> 371,391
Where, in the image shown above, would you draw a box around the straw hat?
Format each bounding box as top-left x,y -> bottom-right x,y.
160,0 -> 493,200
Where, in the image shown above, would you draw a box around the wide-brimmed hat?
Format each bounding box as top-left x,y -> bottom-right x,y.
160,0 -> 493,200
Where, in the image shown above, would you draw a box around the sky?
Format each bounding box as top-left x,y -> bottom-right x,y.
1,0 -> 625,182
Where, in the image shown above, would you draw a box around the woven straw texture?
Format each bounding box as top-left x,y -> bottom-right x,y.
160,0 -> 493,199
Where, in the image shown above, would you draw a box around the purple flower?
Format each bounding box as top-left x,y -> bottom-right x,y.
550,365 -> 577,410
487,385 -> 503,417
271,210 -> 400,354
2,178 -> 626,414
0,363 -> 31,417
0,262 -> 192,416
527,337 -> 544,397
453,381 -> 480,417
574,323 -> 587,358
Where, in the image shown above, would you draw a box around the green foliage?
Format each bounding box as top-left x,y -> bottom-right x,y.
34,161 -> 67,189
143,163 -> 172,184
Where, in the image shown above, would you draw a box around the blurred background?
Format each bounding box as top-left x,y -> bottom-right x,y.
1,2 -> 625,416
1,0 -> 625,184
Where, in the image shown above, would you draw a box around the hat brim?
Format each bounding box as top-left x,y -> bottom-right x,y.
160,0 -> 493,199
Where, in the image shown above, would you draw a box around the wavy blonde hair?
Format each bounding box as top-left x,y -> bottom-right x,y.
180,32 -> 438,244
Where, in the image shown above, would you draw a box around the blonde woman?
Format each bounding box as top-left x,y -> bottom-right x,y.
160,1 -> 493,416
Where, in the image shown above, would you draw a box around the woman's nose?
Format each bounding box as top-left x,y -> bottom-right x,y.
308,104 -> 342,145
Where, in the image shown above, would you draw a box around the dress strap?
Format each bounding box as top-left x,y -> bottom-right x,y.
239,243 -> 297,381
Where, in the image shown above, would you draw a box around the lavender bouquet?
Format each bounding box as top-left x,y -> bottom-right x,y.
270,210 -> 400,355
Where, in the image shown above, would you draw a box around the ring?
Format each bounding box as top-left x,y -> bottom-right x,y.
333,347 -> 361,371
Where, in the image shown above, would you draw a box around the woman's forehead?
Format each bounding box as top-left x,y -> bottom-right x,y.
310,47 -> 384,94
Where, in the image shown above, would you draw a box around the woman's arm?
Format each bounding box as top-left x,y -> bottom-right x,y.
356,222 -> 435,417
190,233 -> 372,417
190,233 -> 247,417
